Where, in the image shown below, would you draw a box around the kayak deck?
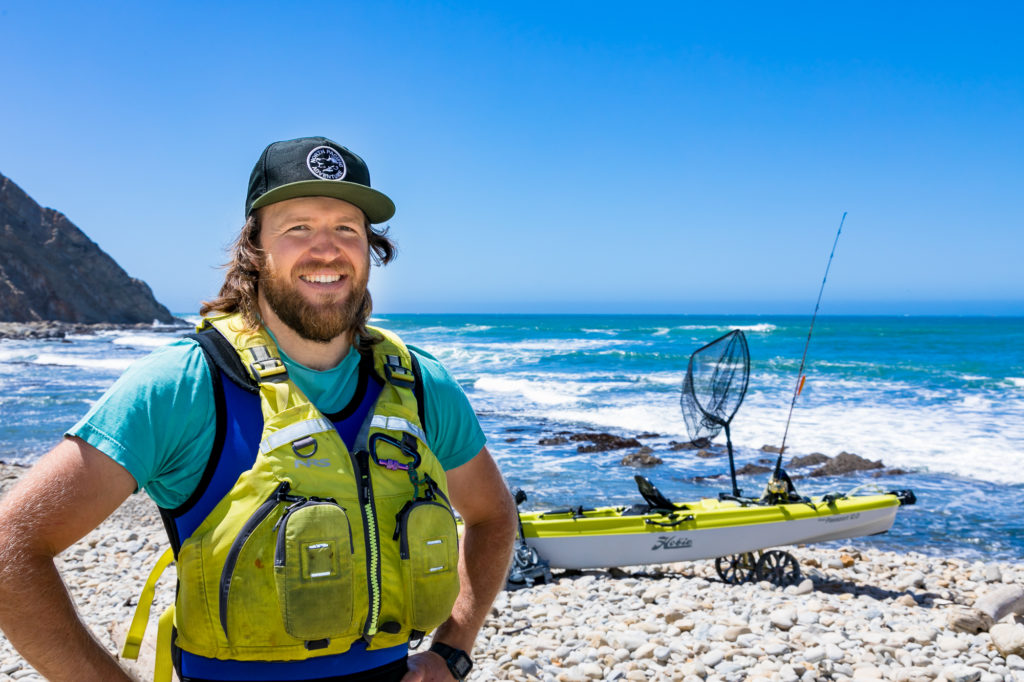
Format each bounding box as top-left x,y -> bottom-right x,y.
519,493 -> 907,569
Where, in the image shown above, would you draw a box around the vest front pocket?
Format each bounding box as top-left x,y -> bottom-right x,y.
274,499 -> 356,642
395,500 -> 460,631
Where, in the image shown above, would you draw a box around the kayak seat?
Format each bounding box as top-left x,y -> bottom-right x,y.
634,475 -> 687,513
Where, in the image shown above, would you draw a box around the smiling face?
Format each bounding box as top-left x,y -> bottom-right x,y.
256,196 -> 371,343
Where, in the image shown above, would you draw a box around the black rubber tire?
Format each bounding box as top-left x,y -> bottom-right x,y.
714,552 -> 758,584
755,549 -> 802,587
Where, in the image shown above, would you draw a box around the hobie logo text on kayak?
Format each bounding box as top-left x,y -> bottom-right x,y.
820,512 -> 860,524
652,536 -> 693,551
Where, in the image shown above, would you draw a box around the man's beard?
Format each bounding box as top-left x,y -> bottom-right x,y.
260,264 -> 369,344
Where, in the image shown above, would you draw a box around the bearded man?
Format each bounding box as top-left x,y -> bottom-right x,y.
0,137 -> 518,682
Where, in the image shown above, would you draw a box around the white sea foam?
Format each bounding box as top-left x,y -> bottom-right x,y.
673,323 -> 776,334
32,354 -> 135,372
474,377 -> 586,406
1007,377 -> 1024,389
111,334 -> 179,348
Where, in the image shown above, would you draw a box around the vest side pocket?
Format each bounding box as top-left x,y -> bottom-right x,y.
274,501 -> 357,642
396,501 -> 460,631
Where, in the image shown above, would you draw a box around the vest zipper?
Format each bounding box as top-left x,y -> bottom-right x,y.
219,480 -> 298,638
353,449 -> 382,640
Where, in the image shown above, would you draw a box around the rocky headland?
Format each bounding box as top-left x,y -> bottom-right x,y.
0,171 -> 179,330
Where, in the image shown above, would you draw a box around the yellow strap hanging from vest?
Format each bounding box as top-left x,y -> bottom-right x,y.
122,546 -> 174,659
155,605 -> 175,682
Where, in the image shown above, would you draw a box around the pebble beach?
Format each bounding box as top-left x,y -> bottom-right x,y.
1,462 -> 1023,682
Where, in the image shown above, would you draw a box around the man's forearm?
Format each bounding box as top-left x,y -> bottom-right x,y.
432,503 -> 517,653
0,550 -> 134,681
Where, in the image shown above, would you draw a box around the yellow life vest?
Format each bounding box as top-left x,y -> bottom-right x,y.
123,313 -> 460,672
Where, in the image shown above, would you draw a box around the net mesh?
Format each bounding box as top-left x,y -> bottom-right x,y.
680,329 -> 750,442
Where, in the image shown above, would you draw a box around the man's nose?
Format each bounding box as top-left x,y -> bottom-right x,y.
307,229 -> 344,258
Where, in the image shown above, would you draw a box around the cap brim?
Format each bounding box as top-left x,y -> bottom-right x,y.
249,180 -> 395,223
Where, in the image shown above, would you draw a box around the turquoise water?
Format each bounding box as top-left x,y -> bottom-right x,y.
1,315 -> 1022,561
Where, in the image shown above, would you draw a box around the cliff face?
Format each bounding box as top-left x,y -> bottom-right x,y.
0,171 -> 176,324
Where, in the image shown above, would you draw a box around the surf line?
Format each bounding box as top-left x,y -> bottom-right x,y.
770,212 -> 847,485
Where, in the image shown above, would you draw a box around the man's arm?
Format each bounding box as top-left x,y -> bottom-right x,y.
405,446 -> 517,681
0,436 -> 139,681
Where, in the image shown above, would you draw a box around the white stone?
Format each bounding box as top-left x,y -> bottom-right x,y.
701,649 -> 725,667
975,585 -> 1024,622
942,665 -> 983,682
770,608 -> 796,631
991,623 -> 1024,657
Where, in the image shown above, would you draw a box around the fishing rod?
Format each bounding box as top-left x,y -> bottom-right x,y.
769,212 -> 847,493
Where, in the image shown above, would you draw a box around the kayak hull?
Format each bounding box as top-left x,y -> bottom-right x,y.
519,494 -> 902,570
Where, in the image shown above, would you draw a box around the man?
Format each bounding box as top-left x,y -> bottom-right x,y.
0,136 -> 518,682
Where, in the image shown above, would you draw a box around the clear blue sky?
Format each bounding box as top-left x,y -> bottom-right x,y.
2,2 -> 1021,315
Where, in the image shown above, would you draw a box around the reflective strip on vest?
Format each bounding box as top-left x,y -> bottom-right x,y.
369,415 -> 427,444
258,417 -> 336,455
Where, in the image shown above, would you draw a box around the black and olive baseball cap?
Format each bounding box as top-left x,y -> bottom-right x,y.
245,136 -> 395,223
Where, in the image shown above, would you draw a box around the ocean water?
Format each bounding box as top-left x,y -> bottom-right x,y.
1,315 -> 1022,562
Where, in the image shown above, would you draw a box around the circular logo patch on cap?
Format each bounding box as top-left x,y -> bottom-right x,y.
306,146 -> 347,180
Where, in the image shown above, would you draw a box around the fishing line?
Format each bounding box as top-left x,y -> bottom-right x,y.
772,212 -> 847,480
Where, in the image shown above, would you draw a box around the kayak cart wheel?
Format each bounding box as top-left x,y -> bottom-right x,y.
755,549 -> 801,587
714,552 -> 758,584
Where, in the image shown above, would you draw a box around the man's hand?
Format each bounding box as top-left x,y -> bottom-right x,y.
401,649 -> 455,682
0,437 -> 138,681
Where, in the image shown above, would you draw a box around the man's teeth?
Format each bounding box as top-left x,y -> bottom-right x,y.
302,274 -> 342,283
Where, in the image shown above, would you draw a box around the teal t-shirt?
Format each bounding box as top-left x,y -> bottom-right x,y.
68,337 -> 486,510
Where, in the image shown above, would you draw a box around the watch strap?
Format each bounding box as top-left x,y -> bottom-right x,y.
429,641 -> 473,681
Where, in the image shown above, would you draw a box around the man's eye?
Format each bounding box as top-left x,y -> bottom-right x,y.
288,224 -> 309,232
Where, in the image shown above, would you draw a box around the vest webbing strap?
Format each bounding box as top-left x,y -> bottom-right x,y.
123,553 -> 175,681
369,415 -> 427,445
156,605 -> 175,682
258,417 -> 336,455
122,546 -> 174,660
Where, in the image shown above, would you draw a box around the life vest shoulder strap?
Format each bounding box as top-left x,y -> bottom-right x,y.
366,325 -> 423,427
199,313 -> 288,384
187,325 -> 259,393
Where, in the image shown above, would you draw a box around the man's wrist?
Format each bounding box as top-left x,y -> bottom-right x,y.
429,641 -> 473,681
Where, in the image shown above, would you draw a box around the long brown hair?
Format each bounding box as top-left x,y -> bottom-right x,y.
200,212 -> 397,350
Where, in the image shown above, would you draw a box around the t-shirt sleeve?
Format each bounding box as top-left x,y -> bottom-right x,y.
66,338 -> 216,510
409,346 -> 486,471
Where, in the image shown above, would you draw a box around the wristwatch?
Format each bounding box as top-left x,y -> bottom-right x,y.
429,641 -> 473,681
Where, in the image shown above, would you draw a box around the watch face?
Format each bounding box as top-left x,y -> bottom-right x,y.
452,653 -> 472,677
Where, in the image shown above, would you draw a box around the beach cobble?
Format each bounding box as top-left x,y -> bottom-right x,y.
1,462 -> 1022,681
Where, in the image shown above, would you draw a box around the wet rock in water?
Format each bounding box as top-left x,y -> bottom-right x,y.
735,462 -> 772,476
695,449 -> 718,458
570,432 -> 642,453
789,452 -> 830,468
538,436 -> 569,446
667,438 -> 710,450
636,432 -> 660,439
504,437 -> 519,443
873,468 -> 909,477
810,451 -> 884,476
761,444 -> 783,454
620,447 -> 663,467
